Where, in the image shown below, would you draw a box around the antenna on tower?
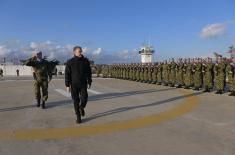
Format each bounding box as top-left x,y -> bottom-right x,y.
148,35 -> 151,47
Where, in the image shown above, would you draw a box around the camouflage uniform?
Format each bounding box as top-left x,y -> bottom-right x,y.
184,62 -> 194,89
176,61 -> 184,88
226,62 -> 235,96
147,64 -> 153,83
193,61 -> 203,90
121,65 -> 125,80
151,64 -> 158,84
143,65 -> 148,83
169,61 -> 176,87
25,57 -> 52,105
132,65 -> 137,81
202,61 -> 214,92
162,62 -> 169,86
101,65 -> 109,78
135,65 -> 140,81
157,63 -> 163,85
214,60 -> 226,94
140,65 -> 144,82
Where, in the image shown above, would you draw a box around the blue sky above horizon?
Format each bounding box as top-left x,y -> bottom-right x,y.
0,0 -> 235,63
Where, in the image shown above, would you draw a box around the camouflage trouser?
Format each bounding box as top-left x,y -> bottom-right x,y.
34,80 -> 48,101
204,73 -> 213,89
228,77 -> 235,91
169,72 -> 176,85
194,72 -> 202,88
176,72 -> 184,86
215,75 -> 225,91
184,74 -> 193,87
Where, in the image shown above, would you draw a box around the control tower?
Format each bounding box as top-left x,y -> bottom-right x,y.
139,45 -> 155,63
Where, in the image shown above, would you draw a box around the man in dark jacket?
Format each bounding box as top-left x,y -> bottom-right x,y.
65,46 -> 92,124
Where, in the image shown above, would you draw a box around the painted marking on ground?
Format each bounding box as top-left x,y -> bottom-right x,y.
54,89 -> 71,97
55,89 -> 103,97
0,89 -> 199,140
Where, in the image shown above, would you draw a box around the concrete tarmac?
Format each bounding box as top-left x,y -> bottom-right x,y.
0,77 -> 235,155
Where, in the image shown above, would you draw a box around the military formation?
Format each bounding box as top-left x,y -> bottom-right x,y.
102,56 -> 235,96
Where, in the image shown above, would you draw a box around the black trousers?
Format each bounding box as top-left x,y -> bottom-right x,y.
71,84 -> 88,114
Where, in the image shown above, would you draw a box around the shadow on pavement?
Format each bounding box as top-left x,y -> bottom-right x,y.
0,105 -> 35,112
82,91 -> 204,123
88,87 -> 176,101
0,87 -> 177,112
45,87 -> 177,109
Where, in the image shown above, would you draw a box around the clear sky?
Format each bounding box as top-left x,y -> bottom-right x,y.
0,0 -> 235,63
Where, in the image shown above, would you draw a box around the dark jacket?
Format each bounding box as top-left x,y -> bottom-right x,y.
65,55 -> 92,87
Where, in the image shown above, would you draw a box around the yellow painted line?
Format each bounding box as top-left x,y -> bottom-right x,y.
0,89 -> 199,140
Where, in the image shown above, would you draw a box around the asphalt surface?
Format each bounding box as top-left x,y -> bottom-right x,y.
0,76 -> 235,155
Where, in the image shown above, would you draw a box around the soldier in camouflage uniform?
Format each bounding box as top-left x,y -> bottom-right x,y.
226,59 -> 235,96
157,62 -> 163,85
151,63 -> 158,84
193,58 -> 203,91
25,52 -> 53,109
126,64 -> 130,80
214,56 -> 226,94
140,64 -> 144,82
135,64 -> 140,82
143,64 -> 148,83
101,65 -> 109,78
132,64 -> 137,81
162,60 -> 169,86
169,59 -> 176,87
184,58 -> 194,89
176,58 -> 184,88
147,63 -> 153,84
202,58 -> 214,92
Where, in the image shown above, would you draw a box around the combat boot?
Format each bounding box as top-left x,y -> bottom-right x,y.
176,85 -> 182,88
229,91 -> 235,96
170,84 -> 175,87
215,90 -> 223,94
42,101 -> 46,109
193,87 -> 200,91
76,113 -> 82,124
79,107 -> 85,117
203,87 -> 209,92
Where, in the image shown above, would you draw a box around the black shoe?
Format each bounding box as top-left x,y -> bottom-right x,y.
80,107 -> 85,117
194,88 -> 199,91
76,114 -> 82,124
37,99 -> 41,107
42,101 -> 46,109
216,90 -> 223,94
229,92 -> 235,96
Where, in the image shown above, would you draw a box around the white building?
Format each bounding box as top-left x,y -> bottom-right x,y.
139,45 -> 155,63
0,65 -> 65,76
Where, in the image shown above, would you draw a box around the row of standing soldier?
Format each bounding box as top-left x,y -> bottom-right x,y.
101,56 -> 235,96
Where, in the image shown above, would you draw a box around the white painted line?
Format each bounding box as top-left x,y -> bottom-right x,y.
88,89 -> 103,94
54,89 -> 71,97
54,88 -> 103,98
